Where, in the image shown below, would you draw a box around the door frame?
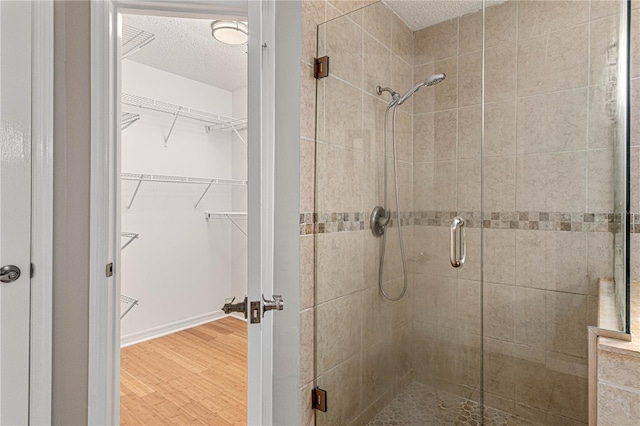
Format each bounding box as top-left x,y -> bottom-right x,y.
27,1 -> 54,424
88,0 -> 278,424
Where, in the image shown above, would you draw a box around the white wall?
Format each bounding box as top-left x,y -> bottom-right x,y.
232,86 -> 248,302
120,60 -> 247,343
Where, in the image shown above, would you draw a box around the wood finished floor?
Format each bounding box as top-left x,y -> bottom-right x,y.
120,317 -> 247,425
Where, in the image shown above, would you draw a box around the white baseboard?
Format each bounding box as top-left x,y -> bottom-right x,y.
120,310 -> 237,348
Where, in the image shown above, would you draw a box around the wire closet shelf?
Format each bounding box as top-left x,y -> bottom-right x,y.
122,93 -> 248,131
204,212 -> 248,236
122,173 -> 248,210
122,24 -> 155,59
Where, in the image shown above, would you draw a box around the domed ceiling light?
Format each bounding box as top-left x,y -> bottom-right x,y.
211,20 -> 248,45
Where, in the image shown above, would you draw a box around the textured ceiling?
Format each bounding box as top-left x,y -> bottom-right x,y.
384,0 -> 500,31
123,14 -> 247,92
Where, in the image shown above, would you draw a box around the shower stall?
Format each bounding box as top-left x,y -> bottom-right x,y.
311,0 -> 631,424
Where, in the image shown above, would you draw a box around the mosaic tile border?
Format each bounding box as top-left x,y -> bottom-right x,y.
299,210 -> 633,235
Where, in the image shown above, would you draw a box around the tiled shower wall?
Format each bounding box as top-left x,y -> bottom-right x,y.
410,1 -> 621,424
299,1 -> 637,425
300,1 -> 416,424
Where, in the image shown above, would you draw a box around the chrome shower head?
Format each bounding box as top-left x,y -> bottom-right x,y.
397,73 -> 446,105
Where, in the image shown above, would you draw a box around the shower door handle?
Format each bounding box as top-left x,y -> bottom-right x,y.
450,217 -> 466,268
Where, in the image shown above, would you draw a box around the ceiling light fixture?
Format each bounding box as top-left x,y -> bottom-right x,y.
211,20 -> 248,45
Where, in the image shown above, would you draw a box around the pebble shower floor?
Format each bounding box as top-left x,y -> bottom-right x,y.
367,382 -> 542,426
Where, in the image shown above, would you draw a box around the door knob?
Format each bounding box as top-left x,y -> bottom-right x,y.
262,294 -> 284,316
0,265 -> 21,283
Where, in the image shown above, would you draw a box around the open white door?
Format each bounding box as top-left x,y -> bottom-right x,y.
247,0 -> 276,424
0,1 -> 32,424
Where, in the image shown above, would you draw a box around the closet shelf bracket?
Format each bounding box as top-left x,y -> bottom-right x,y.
120,294 -> 140,319
121,232 -> 139,250
127,178 -> 144,210
122,112 -> 141,130
194,182 -> 214,209
164,107 -> 183,147
205,212 -> 248,236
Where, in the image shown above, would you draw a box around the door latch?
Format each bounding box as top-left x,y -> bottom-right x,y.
222,296 -> 248,319
262,294 -> 284,316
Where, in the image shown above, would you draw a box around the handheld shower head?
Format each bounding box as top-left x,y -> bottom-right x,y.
397,73 -> 446,105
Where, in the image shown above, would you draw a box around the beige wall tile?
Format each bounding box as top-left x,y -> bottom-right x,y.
548,372 -> 587,422
483,156 -> 516,212
414,57 -> 457,114
317,142 -> 363,212
300,139 -> 315,213
457,279 -> 481,335
485,43 -> 517,103
413,162 -> 435,211
361,339 -> 394,409
514,287 -> 546,349
598,383 -> 640,426
414,18 -> 458,66
299,382 -> 315,426
631,146 -> 640,213
458,105 -> 481,160
484,283 -> 516,342
316,230 -> 364,304
413,109 -> 457,163
590,15 -> 619,86
591,0 -> 621,20
517,89 -> 588,154
362,94 -> 387,155
391,14 -> 413,65
457,227 -> 481,282
483,337 -> 516,399
315,355 -> 362,426
459,10 -> 481,56
485,100 -> 517,157
409,226 -> 437,275
458,52 -> 482,107
324,76 -> 363,149
301,63 -> 317,141
362,286 -> 393,348
515,230 -> 590,295
458,158 -> 481,212
483,229 -> 516,285
514,358 -> 554,413
545,292 -> 588,358
588,149 -> 614,212
302,0 -> 326,64
434,160 -> 457,211
516,151 -> 587,212
300,308 -> 315,386
363,34 -> 391,98
599,350 -> 640,388
632,79 -> 640,147
317,292 -> 363,373
589,84 -> 617,149
394,109 -> 413,162
632,10 -> 640,79
362,1 -> 392,48
328,0 -> 363,22
517,0 -> 590,40
300,235 -> 315,310
517,24 -> 589,97
326,15 -> 363,88
485,1 -> 517,48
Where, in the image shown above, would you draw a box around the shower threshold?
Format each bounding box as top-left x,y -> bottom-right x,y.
367,382 -> 542,426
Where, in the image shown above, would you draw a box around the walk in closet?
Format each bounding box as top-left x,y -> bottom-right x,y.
118,14 -> 249,424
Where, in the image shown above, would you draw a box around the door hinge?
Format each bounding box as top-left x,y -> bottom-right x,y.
312,387 -> 328,412
30,263 -> 34,278
314,56 -> 329,79
106,262 -> 114,278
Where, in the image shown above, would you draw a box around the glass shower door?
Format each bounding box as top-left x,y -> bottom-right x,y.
313,1 -> 483,424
